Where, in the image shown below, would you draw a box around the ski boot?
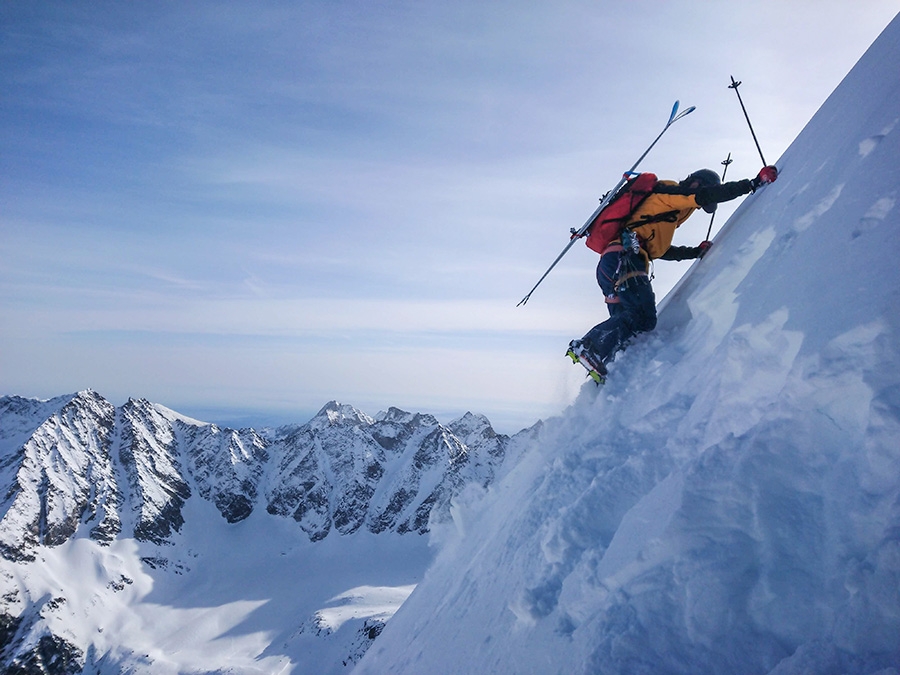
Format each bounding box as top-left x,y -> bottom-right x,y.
566,340 -> 607,385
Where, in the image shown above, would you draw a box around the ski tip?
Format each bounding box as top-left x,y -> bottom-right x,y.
668,101 -> 695,124
669,100 -> 680,123
670,105 -> 696,124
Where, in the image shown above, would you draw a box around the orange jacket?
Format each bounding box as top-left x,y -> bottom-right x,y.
625,180 -> 699,259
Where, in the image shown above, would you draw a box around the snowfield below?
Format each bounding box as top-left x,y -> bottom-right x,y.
19,503 -> 431,674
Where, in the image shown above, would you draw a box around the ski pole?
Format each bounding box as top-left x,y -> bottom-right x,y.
705,152 -> 732,241
517,100 -> 695,307
728,76 -> 767,166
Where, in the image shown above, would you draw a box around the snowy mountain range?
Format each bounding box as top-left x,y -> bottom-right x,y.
0,391 -> 535,673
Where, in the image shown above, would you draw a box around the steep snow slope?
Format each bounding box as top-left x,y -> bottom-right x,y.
356,15 -> 900,675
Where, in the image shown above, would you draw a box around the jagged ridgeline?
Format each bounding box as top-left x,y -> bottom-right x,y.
0,390 -> 535,561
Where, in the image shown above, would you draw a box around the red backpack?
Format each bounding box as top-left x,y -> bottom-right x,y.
584,172 -> 659,253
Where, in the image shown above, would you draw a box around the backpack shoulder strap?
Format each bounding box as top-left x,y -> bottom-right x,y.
648,179 -> 690,196
625,210 -> 681,230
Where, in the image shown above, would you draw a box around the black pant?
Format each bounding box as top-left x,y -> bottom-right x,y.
582,252 -> 657,363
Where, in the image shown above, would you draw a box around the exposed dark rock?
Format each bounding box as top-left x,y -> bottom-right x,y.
5,634 -> 84,675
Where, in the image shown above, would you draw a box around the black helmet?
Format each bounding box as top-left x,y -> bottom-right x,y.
683,168 -> 721,188
683,169 -> 721,213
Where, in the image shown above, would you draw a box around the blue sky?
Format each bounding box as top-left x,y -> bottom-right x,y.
2,2 -> 897,432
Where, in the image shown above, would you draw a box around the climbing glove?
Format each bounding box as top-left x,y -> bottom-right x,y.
751,165 -> 778,190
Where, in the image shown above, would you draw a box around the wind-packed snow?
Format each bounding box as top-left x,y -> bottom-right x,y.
356,15 -> 900,675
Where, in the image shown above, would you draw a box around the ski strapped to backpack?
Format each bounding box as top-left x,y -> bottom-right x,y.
517,100 -> 695,307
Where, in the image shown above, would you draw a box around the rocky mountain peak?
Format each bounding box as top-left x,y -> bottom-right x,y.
310,400 -> 377,431
0,392 -> 533,559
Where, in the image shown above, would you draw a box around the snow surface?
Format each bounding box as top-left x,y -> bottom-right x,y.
355,15 -> 900,675
4,496 -> 431,674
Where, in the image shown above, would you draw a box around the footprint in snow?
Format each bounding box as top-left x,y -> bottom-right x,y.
851,195 -> 896,239
858,118 -> 897,157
